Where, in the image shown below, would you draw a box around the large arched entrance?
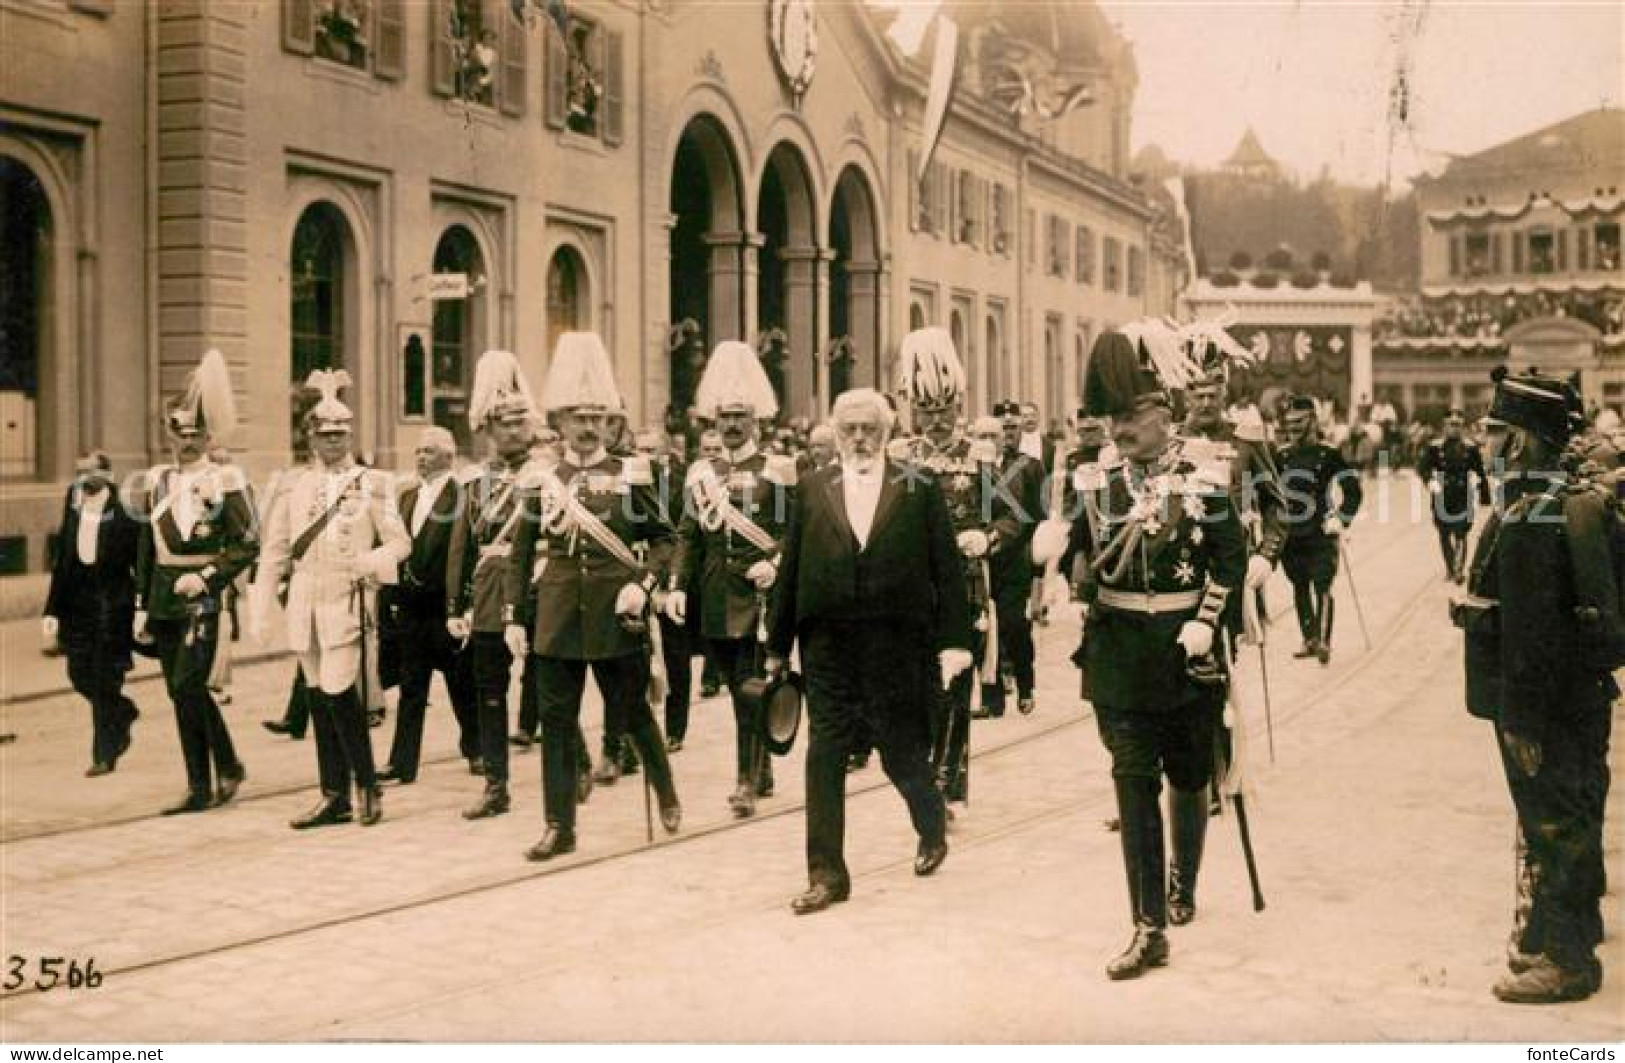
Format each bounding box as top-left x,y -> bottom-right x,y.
0,156 -> 52,479
756,142 -> 818,418
289,201 -> 354,459
430,224 -> 485,452
667,115 -> 745,417
828,165 -> 883,406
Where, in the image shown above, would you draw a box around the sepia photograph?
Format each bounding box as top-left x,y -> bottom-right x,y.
0,0 -> 1621,1050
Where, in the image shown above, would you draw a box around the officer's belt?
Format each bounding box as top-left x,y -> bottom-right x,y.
479,543 -> 513,560
1096,588 -> 1202,614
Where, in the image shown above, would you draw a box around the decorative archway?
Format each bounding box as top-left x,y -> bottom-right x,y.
429,224 -> 486,452
0,155 -> 54,480
756,141 -> 819,417
828,165 -> 883,400
289,201 -> 356,460
668,113 -> 745,415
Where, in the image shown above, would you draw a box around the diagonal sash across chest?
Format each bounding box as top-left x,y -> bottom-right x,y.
534,466 -> 646,576
692,468 -> 778,555
290,467 -> 369,563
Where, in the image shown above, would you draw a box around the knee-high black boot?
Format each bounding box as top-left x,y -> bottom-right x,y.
1108,777 -> 1170,980
627,721 -> 681,834
1168,786 -> 1209,926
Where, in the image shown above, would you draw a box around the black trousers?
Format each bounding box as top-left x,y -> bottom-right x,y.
1281,534 -> 1338,644
661,614 -> 693,741
534,653 -> 674,833
471,633 -> 515,784
386,604 -> 478,778
707,636 -> 772,785
310,682 -> 377,798
64,637 -> 137,767
1497,680 -> 1612,969
802,622 -> 945,891
1096,701 -> 1215,929
1434,519 -> 1470,575
150,615 -> 240,799
984,585 -> 1036,710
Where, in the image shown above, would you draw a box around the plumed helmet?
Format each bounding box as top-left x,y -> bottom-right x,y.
694,340 -> 779,419
542,332 -> 622,413
896,328 -> 966,412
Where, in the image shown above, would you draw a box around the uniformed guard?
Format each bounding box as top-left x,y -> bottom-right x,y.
1455,367 -> 1614,1004
1275,395 -> 1363,663
446,350 -> 540,820
506,332 -> 682,861
134,350 -> 259,815
666,341 -> 796,818
1066,323 -> 1248,979
891,329 -> 1023,805
251,371 -> 409,829
1417,408 -> 1491,582
981,404 -> 1044,717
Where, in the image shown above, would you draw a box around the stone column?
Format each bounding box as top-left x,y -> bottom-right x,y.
781,246 -> 831,420
701,230 -> 760,345
843,259 -> 881,392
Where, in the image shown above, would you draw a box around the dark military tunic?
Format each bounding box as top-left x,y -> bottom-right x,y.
1418,436 -> 1491,528
1274,440 -> 1363,644
671,445 -> 794,641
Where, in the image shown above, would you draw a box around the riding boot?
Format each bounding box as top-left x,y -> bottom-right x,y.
627,721 -> 681,833
1167,786 -> 1209,926
1114,776 -> 1167,930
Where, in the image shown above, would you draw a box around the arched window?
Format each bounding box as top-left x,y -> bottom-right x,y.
290,202 -> 349,457
0,157 -> 50,479
546,245 -> 588,356
432,225 -> 485,450
949,308 -> 969,406
909,302 -> 926,331
984,314 -> 1002,401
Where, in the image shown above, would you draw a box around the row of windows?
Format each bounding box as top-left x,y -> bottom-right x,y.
282,0 -> 625,145
1038,213 -> 1143,296
1445,221 -> 1621,279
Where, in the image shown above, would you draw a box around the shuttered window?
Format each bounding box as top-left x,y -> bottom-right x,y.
602,30 -> 624,145
498,2 -> 526,116
374,0 -> 405,79
430,0 -> 457,96
284,0 -> 317,55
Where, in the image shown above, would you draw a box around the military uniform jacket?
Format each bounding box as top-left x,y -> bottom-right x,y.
1274,441 -> 1362,540
1183,421 -> 1287,563
891,435 -> 1024,597
505,452 -> 674,661
1417,437 -> 1490,525
1461,475 -> 1620,734
671,444 -> 794,641
988,448 -> 1045,597
1067,444 -> 1247,711
253,460 -> 410,652
135,461 -> 260,621
446,459 -> 531,633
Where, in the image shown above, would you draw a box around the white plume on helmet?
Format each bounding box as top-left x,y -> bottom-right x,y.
303,368 -> 353,428
694,340 -> 778,419
1119,317 -> 1199,394
169,348 -> 239,443
468,349 -> 537,428
1180,308 -> 1257,387
542,332 -> 622,412
896,327 -> 965,410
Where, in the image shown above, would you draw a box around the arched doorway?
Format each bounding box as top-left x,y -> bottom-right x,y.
828,166 -> 882,401
290,201 -> 352,459
668,115 -> 744,417
756,142 -> 818,418
0,157 -> 51,479
431,225 -> 485,452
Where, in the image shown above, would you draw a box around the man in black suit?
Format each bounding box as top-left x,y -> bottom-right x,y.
43,451 -> 142,776
379,427 -> 480,783
986,404 -> 1045,716
765,388 -> 973,915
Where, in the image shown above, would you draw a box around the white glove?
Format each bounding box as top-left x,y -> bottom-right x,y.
132,609 -> 149,643
447,615 -> 471,641
745,560 -> 777,590
665,590 -> 687,624
1245,555 -> 1273,590
1031,520 -> 1069,566
939,648 -> 974,688
1427,481 -> 1443,497
1322,516 -> 1345,536
504,623 -> 529,659
41,616 -> 59,641
174,572 -> 208,598
615,583 -> 648,618
1177,621 -> 1215,659
957,529 -> 990,558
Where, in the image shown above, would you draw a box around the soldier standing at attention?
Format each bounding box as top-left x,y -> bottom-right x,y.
134,350 -> 258,815
1417,408 -> 1491,582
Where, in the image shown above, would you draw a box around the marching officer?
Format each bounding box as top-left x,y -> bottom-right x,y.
1275,395 -> 1363,663
506,332 -> 682,861
447,350 -> 541,820
1417,408 -> 1491,582
1067,324 -> 1247,979
44,451 -> 143,777
891,329 -> 1023,804
251,371 -> 409,829
634,427 -> 695,752
134,350 -> 258,815
667,341 -> 796,817
981,405 -> 1044,717
378,426 -> 481,783
1456,367 -> 1613,1004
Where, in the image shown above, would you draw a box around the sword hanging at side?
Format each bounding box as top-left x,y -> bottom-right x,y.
1220,631 -> 1266,913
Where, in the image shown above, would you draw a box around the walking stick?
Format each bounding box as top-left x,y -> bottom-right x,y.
1337,536 -> 1372,651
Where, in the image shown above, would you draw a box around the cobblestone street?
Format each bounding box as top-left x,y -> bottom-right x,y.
2,477 -> 1620,1043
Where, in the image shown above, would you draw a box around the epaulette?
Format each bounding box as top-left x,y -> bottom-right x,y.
620,454 -> 653,486
763,453 -> 798,487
